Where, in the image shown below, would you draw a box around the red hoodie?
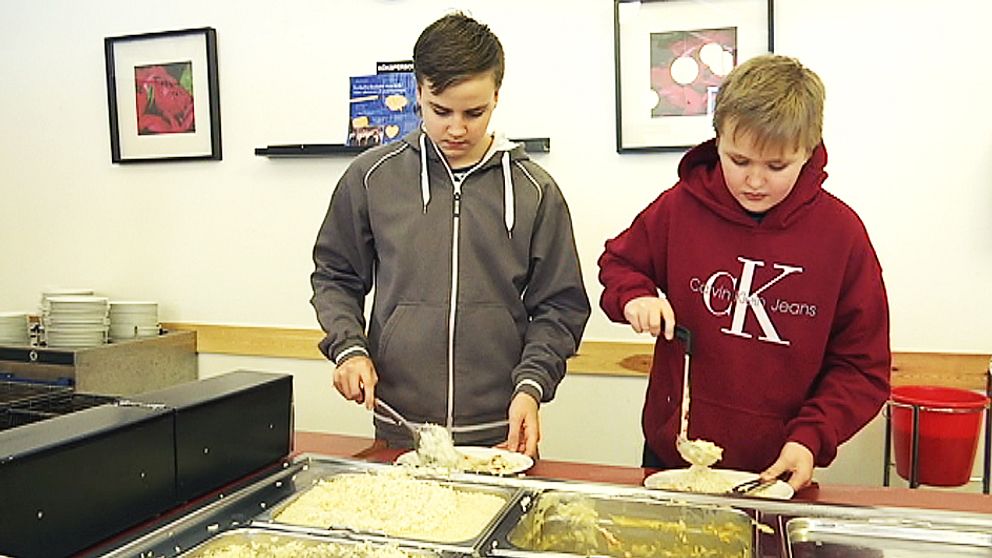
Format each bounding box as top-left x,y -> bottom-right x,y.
598,139 -> 891,471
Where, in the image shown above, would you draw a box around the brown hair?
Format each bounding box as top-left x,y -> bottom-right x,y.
713,54 -> 825,154
413,12 -> 505,95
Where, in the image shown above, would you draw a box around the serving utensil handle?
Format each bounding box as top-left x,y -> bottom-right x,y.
373,399 -> 422,447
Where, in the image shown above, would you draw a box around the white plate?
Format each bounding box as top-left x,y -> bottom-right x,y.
644,468 -> 794,499
395,446 -> 534,475
0,312 -> 29,319
109,301 -> 158,315
46,295 -> 108,305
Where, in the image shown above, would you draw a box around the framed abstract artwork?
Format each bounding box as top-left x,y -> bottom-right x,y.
104,27 -> 222,163
614,0 -> 774,152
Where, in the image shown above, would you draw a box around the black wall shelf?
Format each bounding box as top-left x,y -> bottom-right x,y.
255,137 -> 550,158
254,144 -> 366,157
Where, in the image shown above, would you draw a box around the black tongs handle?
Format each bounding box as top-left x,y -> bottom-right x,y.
729,477 -> 775,495
675,325 -> 692,356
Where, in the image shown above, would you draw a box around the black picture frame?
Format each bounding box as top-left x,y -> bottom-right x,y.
104,27 -> 222,163
614,0 -> 774,153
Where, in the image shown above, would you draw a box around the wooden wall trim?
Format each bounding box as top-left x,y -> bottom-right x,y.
162,322 -> 991,390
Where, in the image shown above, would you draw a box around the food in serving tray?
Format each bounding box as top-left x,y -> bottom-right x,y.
272,469 -> 506,542
191,537 -> 427,558
509,492 -> 752,558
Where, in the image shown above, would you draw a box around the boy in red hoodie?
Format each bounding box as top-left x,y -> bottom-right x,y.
598,55 -> 890,491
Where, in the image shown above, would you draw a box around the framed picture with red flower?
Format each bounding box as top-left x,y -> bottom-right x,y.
614,0 -> 773,152
104,27 -> 221,163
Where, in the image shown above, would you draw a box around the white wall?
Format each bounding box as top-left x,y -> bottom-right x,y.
2,1 -> 990,486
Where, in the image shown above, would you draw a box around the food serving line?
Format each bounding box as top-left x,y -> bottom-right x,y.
5,368 -> 989,558
73,430 -> 992,558
296,432 -> 992,515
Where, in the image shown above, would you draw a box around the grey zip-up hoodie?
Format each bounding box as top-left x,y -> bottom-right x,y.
310,129 -> 591,446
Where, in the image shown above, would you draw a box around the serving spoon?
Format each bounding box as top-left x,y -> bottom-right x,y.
373,398 -> 460,467
673,326 -> 723,467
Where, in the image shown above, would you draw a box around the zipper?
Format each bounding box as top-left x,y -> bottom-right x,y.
446,185 -> 461,429
429,138 -> 494,432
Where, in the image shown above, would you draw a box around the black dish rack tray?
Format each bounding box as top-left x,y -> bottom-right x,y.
0,380 -> 71,410
0,381 -> 116,431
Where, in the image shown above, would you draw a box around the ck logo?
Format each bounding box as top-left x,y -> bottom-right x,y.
701,257 -> 803,346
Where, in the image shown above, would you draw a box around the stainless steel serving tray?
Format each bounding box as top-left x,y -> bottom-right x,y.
94,455 -> 521,557
255,457 -> 524,552
785,516 -> 992,557
92,454 -> 992,558
464,469 -> 992,558
179,527 -> 446,557
487,489 -> 755,558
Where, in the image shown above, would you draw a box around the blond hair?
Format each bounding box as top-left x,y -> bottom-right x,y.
712,54 -> 825,154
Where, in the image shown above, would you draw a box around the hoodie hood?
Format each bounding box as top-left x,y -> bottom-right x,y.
678,138 -> 829,229
403,129 -> 529,237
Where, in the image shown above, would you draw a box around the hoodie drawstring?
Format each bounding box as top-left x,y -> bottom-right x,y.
501,152 -> 514,238
419,133 -> 430,213
417,133 -> 515,237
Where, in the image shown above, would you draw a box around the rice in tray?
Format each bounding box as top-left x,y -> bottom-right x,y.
273,469 -> 506,542
189,537 -> 427,558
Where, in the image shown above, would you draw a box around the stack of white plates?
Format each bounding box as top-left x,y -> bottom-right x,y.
109,301 -> 159,342
0,312 -> 31,345
40,288 -> 94,317
43,295 -> 109,348
40,287 -> 94,304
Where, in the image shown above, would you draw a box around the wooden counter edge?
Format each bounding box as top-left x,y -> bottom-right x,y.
163,322 -> 991,390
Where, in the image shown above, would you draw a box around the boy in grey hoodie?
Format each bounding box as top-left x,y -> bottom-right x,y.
310,12 -> 590,457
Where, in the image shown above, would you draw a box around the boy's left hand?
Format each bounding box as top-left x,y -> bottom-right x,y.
504,392 -> 540,458
760,441 -> 814,492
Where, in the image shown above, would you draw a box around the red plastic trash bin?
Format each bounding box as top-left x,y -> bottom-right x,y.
891,385 -> 990,487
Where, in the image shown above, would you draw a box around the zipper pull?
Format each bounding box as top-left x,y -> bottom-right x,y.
453,191 -> 461,217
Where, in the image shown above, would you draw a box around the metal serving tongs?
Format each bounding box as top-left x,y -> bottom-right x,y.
674,326 -> 723,467
372,395 -> 460,467
373,398 -> 422,449
726,477 -> 778,496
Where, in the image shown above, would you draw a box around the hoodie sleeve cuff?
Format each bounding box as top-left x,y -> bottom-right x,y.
513,379 -> 544,405
333,345 -> 369,366
789,426 -> 833,467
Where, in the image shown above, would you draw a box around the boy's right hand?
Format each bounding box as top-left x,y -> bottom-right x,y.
333,355 -> 378,410
623,296 -> 676,340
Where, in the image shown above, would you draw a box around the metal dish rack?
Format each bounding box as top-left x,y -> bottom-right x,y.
0,379 -> 115,432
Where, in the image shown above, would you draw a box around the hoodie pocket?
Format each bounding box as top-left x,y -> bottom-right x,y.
452,303 -> 521,421
691,396 -> 788,472
372,302 -> 448,421
376,304 -> 409,356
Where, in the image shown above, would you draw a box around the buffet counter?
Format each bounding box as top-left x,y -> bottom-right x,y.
82,432 -> 992,558
294,431 -> 992,514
